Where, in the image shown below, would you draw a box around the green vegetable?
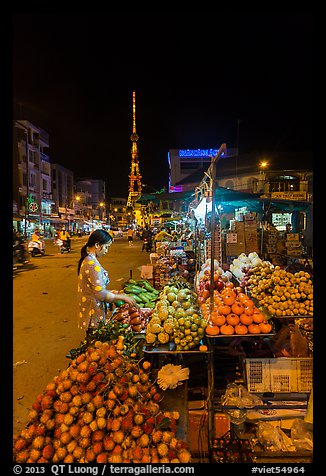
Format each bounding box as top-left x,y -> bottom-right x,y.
138,293 -> 150,304
128,293 -> 143,303
138,280 -> 158,293
115,300 -> 125,307
124,285 -> 144,294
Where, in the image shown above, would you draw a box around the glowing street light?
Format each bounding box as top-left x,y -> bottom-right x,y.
259,160 -> 269,170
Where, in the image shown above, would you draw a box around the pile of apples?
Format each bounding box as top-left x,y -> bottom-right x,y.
195,259 -> 232,304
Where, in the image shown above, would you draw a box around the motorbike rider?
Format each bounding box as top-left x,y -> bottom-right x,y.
31,228 -> 42,243
59,227 -> 71,250
13,228 -> 28,263
141,226 -> 153,252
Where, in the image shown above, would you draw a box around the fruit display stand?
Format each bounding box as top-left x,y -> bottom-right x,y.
143,340 -> 215,461
195,258 -> 313,463
13,319 -> 195,464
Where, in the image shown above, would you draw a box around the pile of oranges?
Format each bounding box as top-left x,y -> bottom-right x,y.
199,283 -> 273,336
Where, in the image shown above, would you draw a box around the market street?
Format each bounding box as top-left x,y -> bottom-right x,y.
13,234 -> 150,436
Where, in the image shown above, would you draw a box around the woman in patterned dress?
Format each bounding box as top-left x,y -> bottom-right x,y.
77,229 -> 136,332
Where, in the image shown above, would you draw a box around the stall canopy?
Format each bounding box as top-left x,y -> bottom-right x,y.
137,187 -> 311,214
137,187 -> 260,204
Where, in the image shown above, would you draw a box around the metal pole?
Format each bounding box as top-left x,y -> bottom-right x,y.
209,144 -> 226,312
210,158 -> 216,313
24,129 -> 29,239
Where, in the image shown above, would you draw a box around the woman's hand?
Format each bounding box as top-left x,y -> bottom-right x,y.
111,292 -> 138,308
120,293 -> 138,308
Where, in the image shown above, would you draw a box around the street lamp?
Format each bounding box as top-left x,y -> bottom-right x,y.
258,160 -> 269,193
99,202 -> 106,223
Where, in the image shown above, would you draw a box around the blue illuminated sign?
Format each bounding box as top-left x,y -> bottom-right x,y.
178,148 -> 225,158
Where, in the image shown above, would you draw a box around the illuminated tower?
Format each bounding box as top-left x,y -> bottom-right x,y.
126,91 -> 142,208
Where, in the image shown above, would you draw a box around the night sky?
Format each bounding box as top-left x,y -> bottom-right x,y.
13,13 -> 313,197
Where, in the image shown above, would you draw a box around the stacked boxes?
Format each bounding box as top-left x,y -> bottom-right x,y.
205,223 -> 222,263
265,228 -> 279,255
244,216 -> 259,254
225,221 -> 245,257
285,233 -> 302,257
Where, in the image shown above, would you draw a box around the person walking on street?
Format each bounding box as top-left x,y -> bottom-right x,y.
77,229 -> 137,333
127,227 -> 135,246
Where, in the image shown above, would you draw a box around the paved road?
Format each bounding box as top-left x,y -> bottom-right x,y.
13,234 -> 151,436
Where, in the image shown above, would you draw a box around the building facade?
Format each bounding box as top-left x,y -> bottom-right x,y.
13,120 -> 109,236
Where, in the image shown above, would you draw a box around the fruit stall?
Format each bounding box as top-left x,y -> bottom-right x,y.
182,150 -> 314,463
13,150 -> 313,464
13,254 -> 313,464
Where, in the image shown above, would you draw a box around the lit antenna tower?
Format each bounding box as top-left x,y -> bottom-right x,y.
126,91 -> 142,209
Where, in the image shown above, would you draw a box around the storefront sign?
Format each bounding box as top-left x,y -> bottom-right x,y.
271,191 -> 307,201
178,148 -> 227,158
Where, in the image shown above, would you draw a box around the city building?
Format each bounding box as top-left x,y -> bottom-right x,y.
13,120 -> 109,236
13,120 -> 54,237
75,178 -> 107,230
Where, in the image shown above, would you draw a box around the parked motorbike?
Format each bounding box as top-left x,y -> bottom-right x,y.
55,238 -> 71,253
28,239 -> 45,257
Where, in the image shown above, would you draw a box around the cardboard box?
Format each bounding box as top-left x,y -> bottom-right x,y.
285,242 -> 301,249
188,410 -> 209,454
235,221 -> 245,232
141,265 -> 153,279
226,242 -> 245,256
214,413 -> 231,438
286,233 -> 300,242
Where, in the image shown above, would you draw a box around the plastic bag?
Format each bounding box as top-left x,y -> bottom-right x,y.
221,383 -> 263,425
257,422 -> 296,452
272,326 -> 292,357
290,324 -> 309,357
291,419 -> 313,451
256,422 -> 283,451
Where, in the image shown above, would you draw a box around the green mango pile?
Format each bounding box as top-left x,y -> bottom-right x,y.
123,279 -> 160,309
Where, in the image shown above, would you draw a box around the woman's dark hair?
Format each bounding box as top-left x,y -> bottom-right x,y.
77,229 -> 113,274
